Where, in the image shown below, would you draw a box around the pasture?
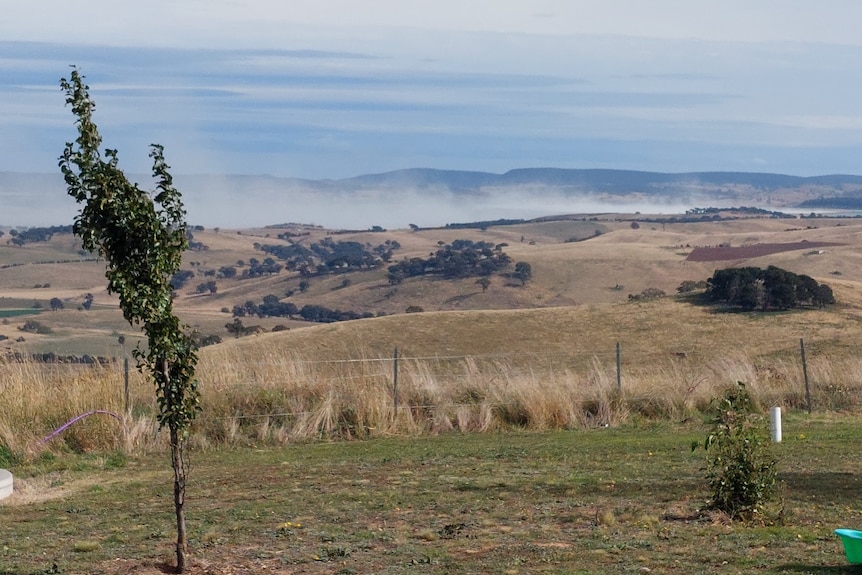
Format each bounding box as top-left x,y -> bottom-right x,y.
3,417 -> 862,574
3,214 -> 862,573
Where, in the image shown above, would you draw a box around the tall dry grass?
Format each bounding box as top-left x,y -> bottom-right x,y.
2,342 -> 861,459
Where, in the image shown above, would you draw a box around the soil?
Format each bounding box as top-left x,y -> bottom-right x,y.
685,241 -> 845,262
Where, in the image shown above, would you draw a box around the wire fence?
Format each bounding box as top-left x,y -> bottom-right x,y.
111,337 -> 829,416
3,335 -> 856,448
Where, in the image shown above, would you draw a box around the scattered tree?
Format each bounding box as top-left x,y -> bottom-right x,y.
170,269 -> 195,290
476,277 -> 491,292
225,318 -> 245,338
512,262 -> 532,285
191,332 -> 221,347
217,266 -> 237,279
196,280 -> 217,295
82,293 -> 94,310
49,297 -> 64,311
60,69 -> 199,572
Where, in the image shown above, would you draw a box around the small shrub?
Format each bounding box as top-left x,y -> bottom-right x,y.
19,320 -> 52,334
692,382 -> 778,521
628,288 -> 666,301
677,280 -> 708,294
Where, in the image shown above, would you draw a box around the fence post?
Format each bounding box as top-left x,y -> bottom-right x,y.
800,338 -> 811,414
616,342 -> 622,392
124,357 -> 130,414
392,347 -> 399,413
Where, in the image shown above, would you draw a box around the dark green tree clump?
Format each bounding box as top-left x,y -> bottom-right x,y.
297,304 -> 374,323
170,269 -> 195,290
232,295 -> 298,319
6,225 -> 74,246
59,69 -> 198,572
241,257 -> 283,278
387,239 -> 511,284
260,237 -> 399,277
706,266 -> 835,311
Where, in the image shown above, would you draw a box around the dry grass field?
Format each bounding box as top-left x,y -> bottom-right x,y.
4,213 -> 862,573
2,213 -> 861,355
2,213 -> 862,451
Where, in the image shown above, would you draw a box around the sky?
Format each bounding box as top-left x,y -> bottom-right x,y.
3,2 -> 862,226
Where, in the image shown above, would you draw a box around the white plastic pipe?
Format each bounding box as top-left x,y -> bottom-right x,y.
770,407 -> 782,443
0,469 -> 12,500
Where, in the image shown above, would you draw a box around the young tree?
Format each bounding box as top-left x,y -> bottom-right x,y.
59,69 -> 199,572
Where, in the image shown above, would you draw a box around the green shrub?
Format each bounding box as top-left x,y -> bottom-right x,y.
0,443 -> 19,467
692,382 -> 778,520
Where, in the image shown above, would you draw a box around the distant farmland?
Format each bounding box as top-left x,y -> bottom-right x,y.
686,241 -> 845,262
0,309 -> 40,318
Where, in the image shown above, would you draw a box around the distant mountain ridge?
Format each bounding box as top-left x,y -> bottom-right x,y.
4,168 -> 862,228
6,167 -> 862,194
319,168 -> 862,199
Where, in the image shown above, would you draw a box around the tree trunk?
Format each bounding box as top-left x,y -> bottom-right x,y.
171,425 -> 188,573
164,359 -> 188,573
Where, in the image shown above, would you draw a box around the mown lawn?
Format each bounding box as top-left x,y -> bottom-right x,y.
2,414 -> 862,574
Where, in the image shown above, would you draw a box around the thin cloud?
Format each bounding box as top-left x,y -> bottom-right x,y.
2,3 -> 862,183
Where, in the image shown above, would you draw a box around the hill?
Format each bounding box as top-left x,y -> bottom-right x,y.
4,168 -> 862,229
1,211 -> 861,357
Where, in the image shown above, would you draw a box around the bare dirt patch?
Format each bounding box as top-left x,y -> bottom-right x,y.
685,241 -> 845,262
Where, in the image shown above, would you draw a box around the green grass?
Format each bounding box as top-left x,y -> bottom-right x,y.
0,309 -> 41,319
2,414 -> 861,574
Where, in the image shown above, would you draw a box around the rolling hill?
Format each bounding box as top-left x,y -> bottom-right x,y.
1,210 -> 861,358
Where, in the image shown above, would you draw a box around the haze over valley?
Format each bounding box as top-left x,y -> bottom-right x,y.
4,168 -> 862,230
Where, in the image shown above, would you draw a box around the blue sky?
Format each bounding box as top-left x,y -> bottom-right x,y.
3,1 -> 862,181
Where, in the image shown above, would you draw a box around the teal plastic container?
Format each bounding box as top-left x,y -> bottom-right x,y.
835,529 -> 862,563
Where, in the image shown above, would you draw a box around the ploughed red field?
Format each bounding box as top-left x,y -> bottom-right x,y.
686,241 -> 845,262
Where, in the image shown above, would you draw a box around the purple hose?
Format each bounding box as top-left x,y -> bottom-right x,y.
36,410 -> 122,446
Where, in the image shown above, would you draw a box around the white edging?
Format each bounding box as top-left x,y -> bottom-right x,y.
0,469 -> 12,500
